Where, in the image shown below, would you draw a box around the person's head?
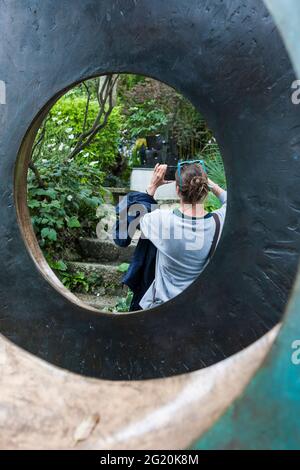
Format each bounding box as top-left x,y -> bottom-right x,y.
175,162 -> 209,205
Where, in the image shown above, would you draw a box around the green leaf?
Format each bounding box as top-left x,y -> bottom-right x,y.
49,200 -> 61,209
33,188 -> 57,199
117,263 -> 130,273
51,260 -> 68,271
28,200 -> 41,209
41,218 -> 52,225
67,216 -> 81,228
41,227 -> 57,241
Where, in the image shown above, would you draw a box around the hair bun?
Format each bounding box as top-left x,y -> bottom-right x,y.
176,163 -> 209,204
191,176 -> 203,186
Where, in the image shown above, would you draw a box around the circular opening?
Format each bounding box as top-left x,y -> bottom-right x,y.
15,73 -> 227,315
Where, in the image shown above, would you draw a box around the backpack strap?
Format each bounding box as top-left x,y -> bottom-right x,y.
207,213 -> 221,261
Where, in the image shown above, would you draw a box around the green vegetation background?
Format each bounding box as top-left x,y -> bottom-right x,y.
27,75 -> 226,301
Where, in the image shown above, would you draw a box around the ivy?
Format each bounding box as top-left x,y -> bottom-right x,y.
28,159 -> 105,257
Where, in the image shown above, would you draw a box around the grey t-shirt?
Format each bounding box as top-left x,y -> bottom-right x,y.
139,191 -> 227,310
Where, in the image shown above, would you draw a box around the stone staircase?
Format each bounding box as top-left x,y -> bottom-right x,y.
65,198 -> 178,313
78,238 -> 135,264
67,238 -> 135,312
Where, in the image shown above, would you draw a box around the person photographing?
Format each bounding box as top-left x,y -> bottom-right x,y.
114,161 -> 227,311
139,162 -> 227,309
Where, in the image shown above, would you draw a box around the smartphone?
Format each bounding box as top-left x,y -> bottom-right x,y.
165,165 -> 177,181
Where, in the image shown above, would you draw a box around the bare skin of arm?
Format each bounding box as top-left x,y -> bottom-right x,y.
207,178 -> 226,199
146,164 -> 171,197
147,165 -> 226,201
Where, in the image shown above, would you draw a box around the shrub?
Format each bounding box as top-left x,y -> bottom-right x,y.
119,76 -> 211,159
125,103 -> 169,140
203,146 -> 227,211
37,97 -> 123,170
204,149 -> 226,189
28,159 -> 105,259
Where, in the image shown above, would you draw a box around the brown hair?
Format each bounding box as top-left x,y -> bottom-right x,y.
175,163 -> 209,204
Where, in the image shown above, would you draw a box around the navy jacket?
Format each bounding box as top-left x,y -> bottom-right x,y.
113,191 -> 158,311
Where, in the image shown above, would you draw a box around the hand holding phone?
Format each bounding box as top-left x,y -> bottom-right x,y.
146,164 -> 173,197
165,165 -> 177,181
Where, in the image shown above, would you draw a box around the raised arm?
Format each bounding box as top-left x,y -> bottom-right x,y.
208,178 -> 226,201
208,178 -> 227,223
146,164 -> 172,197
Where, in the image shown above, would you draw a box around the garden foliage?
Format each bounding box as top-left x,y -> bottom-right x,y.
27,75 -> 226,303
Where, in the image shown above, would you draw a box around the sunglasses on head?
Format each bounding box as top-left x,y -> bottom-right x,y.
177,159 -> 207,190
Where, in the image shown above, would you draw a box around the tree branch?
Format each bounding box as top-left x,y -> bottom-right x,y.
29,114 -> 52,188
65,74 -> 119,162
28,161 -> 46,188
82,82 -> 92,134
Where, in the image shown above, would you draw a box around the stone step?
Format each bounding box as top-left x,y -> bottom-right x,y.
77,293 -> 122,313
67,261 -> 128,296
79,238 -> 136,264
104,187 -> 129,205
